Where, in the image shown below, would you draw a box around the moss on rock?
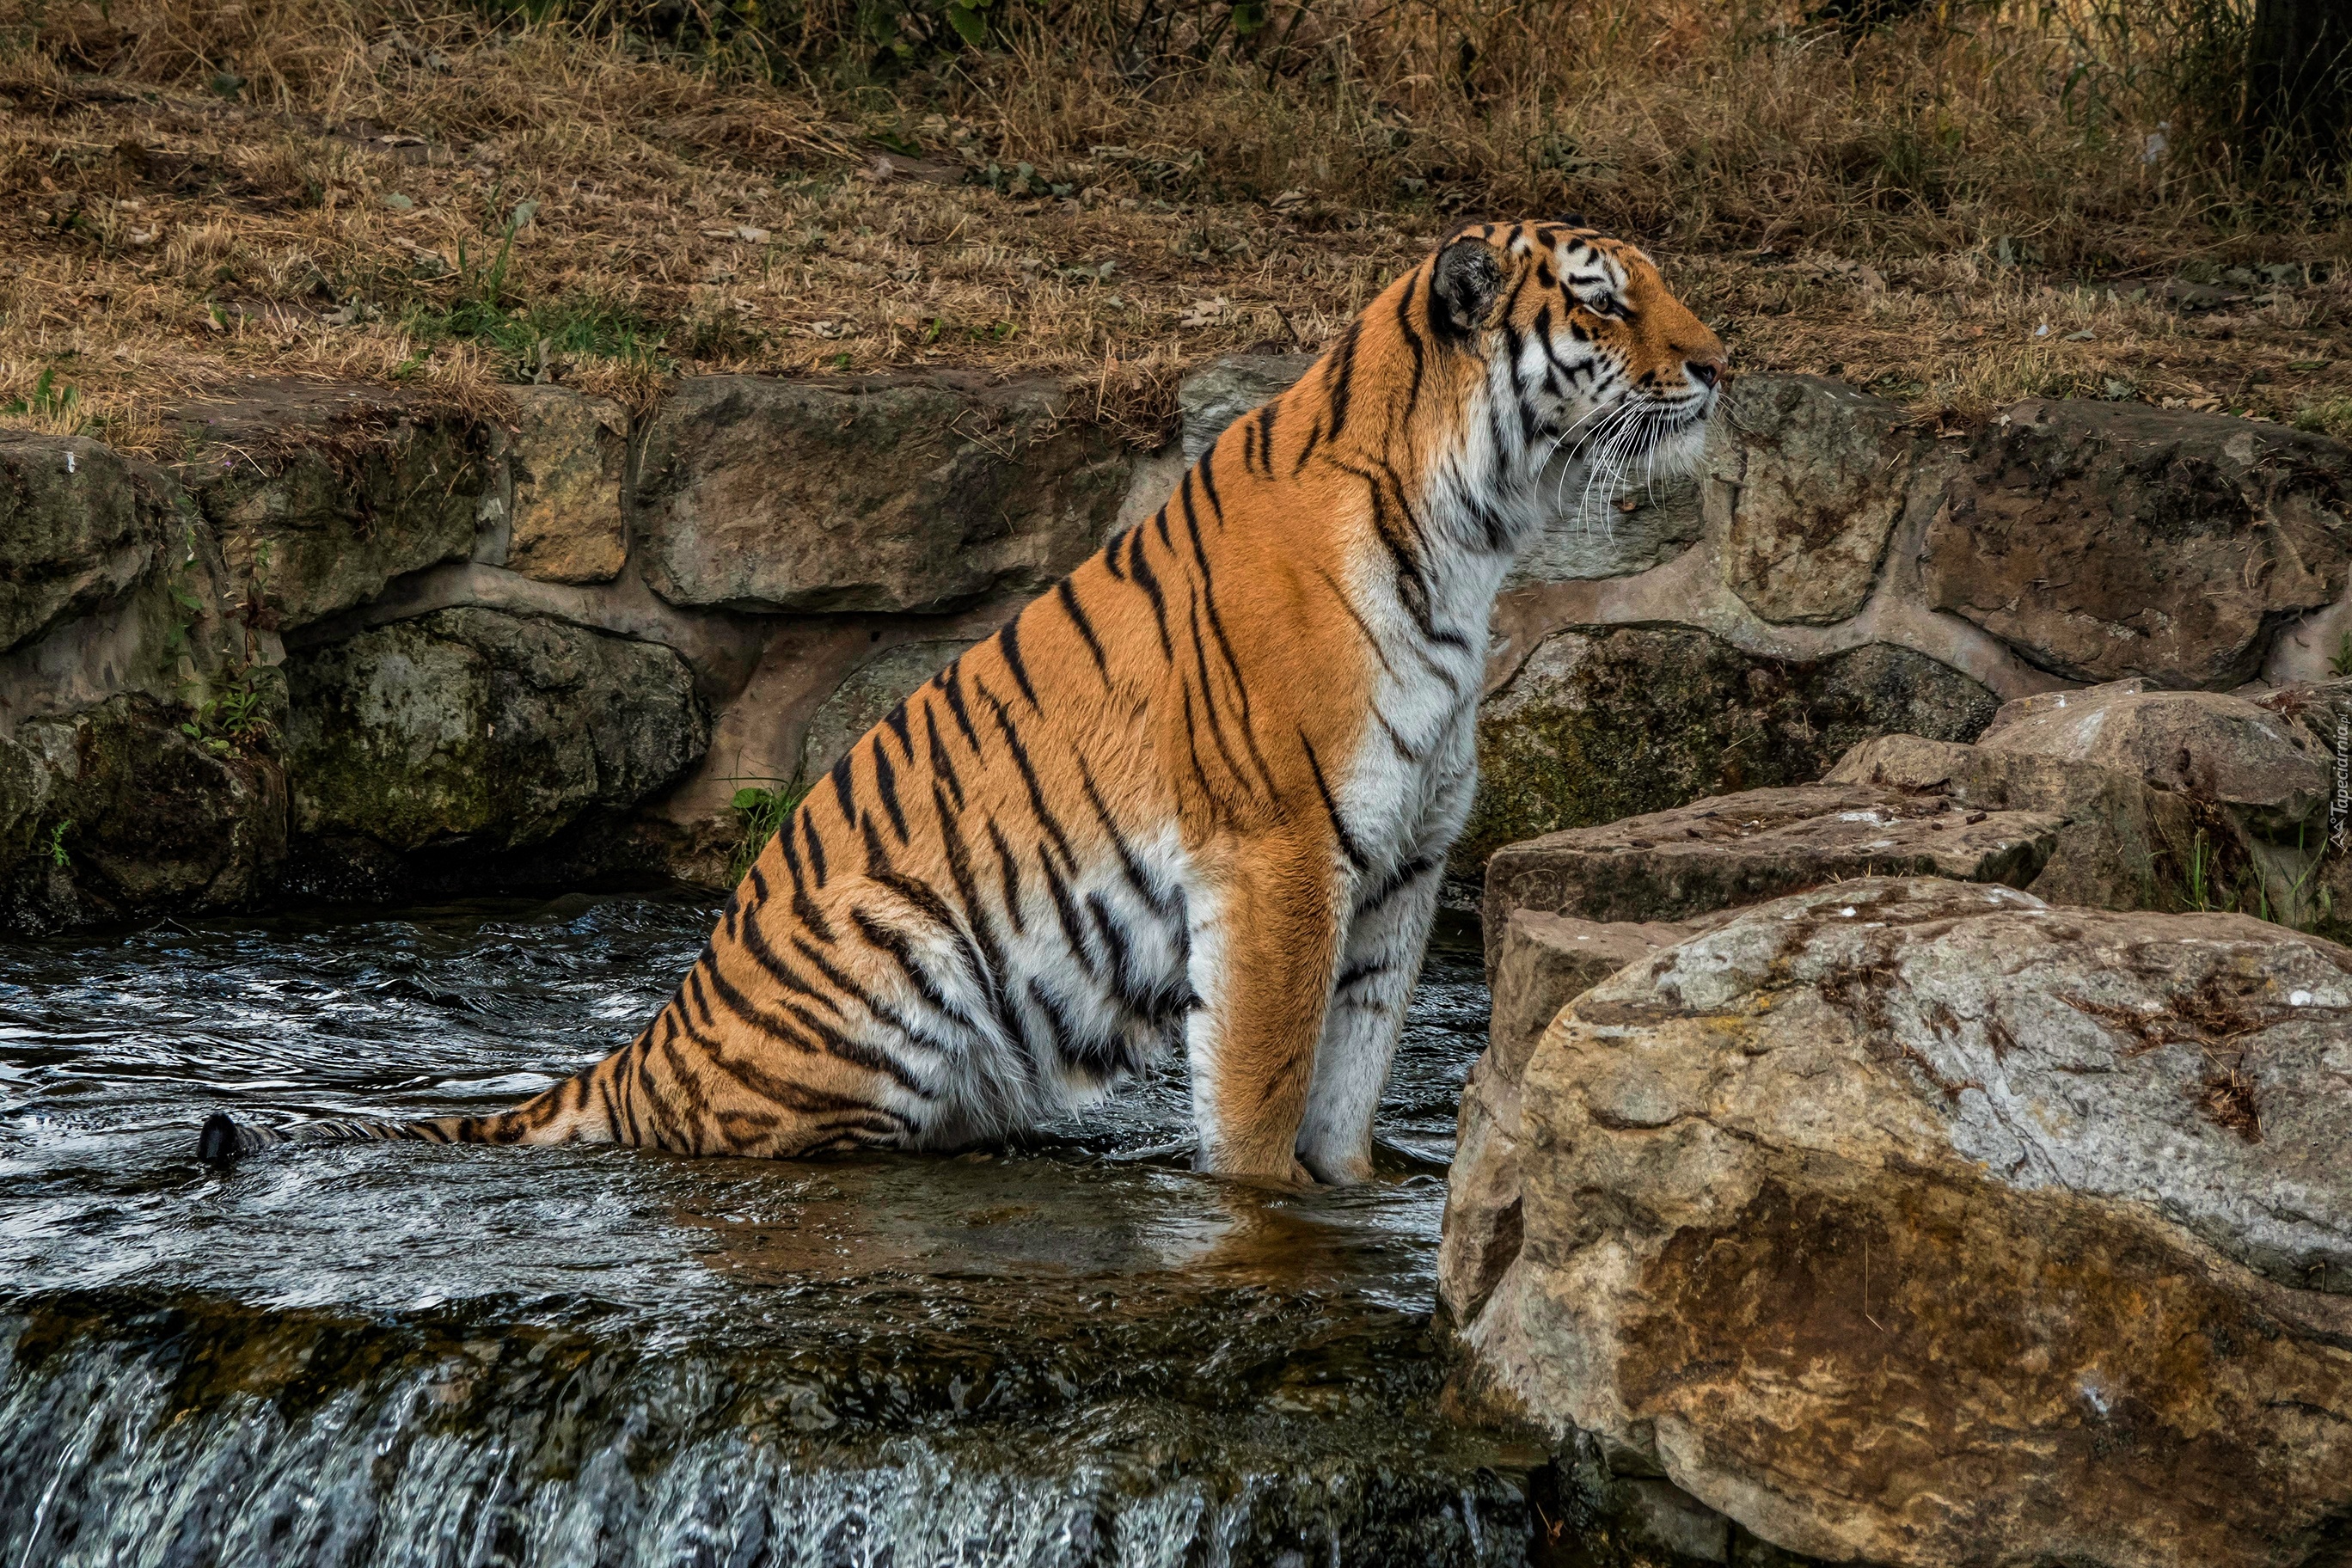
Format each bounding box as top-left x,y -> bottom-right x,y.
1455,628 -> 1999,875
285,608 -> 707,861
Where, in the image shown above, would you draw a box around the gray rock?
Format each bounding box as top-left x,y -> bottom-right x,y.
1458,626 -> 2000,874
1447,875 -> 2352,1568
1824,732 -> 2202,913
636,374 -> 1129,614
1977,677 -> 2331,830
502,386 -> 628,585
285,608 -> 706,855
1176,353 -> 1315,464
0,433 -> 165,653
172,381 -> 490,630
798,637 -> 977,781
1503,479 -> 1704,586
1713,376 -> 1919,625
1479,782 -> 2061,960
1922,400 -> 2352,688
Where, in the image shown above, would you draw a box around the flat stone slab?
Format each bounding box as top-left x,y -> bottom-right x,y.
1480,783 -> 2063,966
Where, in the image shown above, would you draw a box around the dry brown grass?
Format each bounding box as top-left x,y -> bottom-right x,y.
3,0 -> 2348,451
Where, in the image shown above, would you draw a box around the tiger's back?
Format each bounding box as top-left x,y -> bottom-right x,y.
201,218 -> 1724,1186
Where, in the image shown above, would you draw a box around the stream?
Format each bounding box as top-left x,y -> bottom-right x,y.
0,891 -> 1539,1567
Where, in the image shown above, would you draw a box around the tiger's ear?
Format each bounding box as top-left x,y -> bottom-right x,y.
1430,236 -> 1507,340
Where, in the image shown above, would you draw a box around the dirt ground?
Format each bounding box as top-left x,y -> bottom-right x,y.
5,1 -> 2349,450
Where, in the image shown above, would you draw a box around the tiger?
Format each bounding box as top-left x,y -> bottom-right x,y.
199,218 -> 1727,1187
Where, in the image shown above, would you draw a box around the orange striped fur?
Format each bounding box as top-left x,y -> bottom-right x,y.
201,220 -> 1726,1187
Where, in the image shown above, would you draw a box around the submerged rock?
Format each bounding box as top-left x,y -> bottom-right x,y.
1446,875 -> 2352,1568
285,608 -> 707,859
1457,628 -> 1998,875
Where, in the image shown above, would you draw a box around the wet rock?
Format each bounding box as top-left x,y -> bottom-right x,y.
1447,875 -> 2352,1568
0,433 -> 168,653
1177,352 -> 1316,464
636,374 -> 1128,614
1479,782 -> 2060,950
1713,376 -> 1920,625
171,382 -> 490,630
1456,627 -> 2000,874
1977,677 -> 2330,830
0,693 -> 285,925
798,637 -> 976,780
1922,400 -> 2352,688
285,608 -> 707,856
501,385 -> 628,585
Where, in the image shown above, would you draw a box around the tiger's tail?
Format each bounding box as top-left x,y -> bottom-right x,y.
197,1070 -> 606,1161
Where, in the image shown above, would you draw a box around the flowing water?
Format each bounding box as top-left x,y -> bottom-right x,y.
0,891 -> 1539,1567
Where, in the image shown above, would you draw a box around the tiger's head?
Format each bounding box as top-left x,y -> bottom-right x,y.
1421,218 -> 1726,513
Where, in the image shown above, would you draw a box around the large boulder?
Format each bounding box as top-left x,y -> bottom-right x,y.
1922,401 -> 2352,689
635,374 -> 1129,614
285,609 -> 707,857
1446,876 -> 2352,1568
0,433 -> 168,654
1712,376 -> 1924,625
1458,628 -> 2000,874
1479,782 -> 2061,962
171,382 -> 490,630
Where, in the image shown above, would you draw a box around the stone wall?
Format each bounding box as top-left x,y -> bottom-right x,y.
3,358 -> 2346,925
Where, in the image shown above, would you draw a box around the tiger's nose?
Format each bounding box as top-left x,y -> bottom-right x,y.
1687,356 -> 1726,390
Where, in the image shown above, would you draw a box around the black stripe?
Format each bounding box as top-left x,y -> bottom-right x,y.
1326,320 -> 1363,444
1125,526 -> 1173,660
985,816 -> 1026,935
1396,270 -> 1427,420
982,684 -> 1079,867
1252,404 -> 1278,479
1037,845 -> 1098,979
1196,445 -> 1222,523
1103,526 -> 1129,580
801,812 -> 829,889
938,659 -> 983,752
829,751 -> 858,827
1311,565 -> 1399,681
1300,730 -> 1370,873
1057,578 -> 1111,684
872,740 -> 910,843
925,705 -> 966,812
883,701 -> 914,758
1077,755 -> 1178,918
999,612 -> 1041,709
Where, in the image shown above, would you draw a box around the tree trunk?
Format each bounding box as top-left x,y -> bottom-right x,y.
2243,0 -> 2351,172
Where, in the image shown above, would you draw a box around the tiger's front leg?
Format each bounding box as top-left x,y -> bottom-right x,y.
1296,756 -> 1472,1183
1295,853 -> 1446,1184
1184,828 -> 1348,1187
